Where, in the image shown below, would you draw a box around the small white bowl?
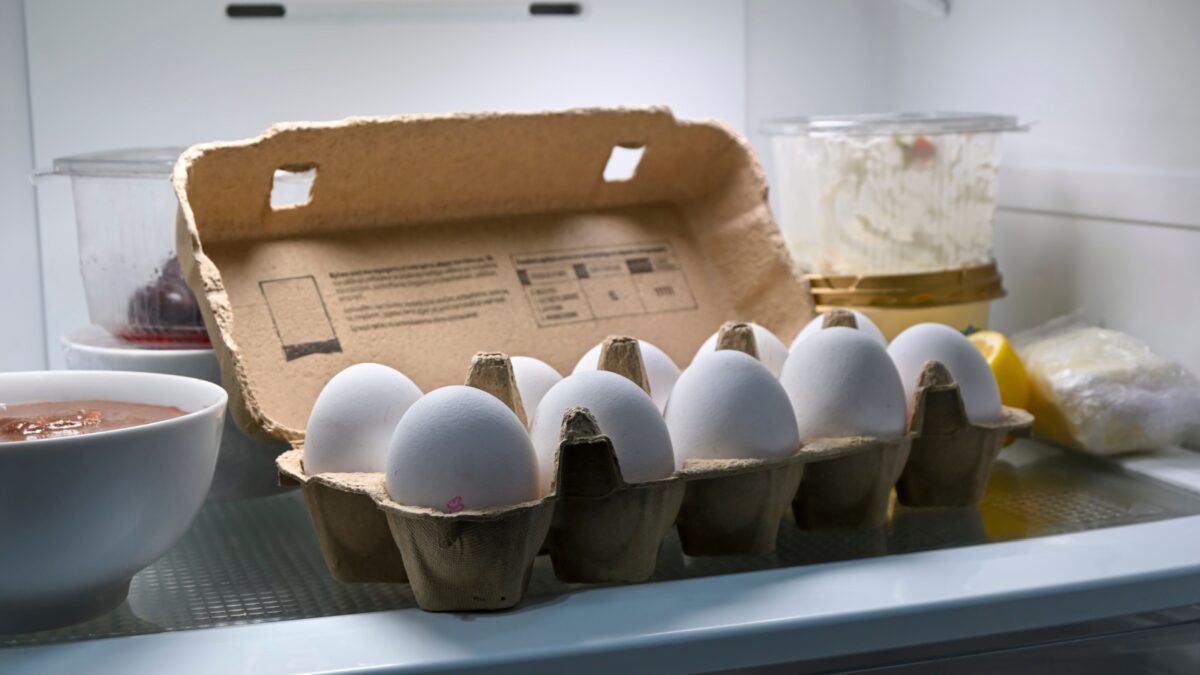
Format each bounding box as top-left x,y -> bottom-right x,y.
61,325 -> 220,381
0,370 -> 226,634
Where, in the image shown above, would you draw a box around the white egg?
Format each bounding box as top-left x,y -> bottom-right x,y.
510,356 -> 563,422
790,310 -> 887,349
666,350 -> 799,466
690,323 -> 789,378
304,363 -> 423,475
781,327 -> 908,440
531,370 -> 675,493
573,339 -> 680,412
386,386 -> 539,511
887,323 -> 1003,423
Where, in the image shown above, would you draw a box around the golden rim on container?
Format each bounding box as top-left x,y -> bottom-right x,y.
806,263 -> 1005,309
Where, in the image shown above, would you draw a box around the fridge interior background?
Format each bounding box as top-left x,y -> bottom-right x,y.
2,0 -> 1197,389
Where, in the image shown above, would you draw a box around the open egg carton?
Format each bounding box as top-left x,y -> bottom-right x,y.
176,108 -> 1032,612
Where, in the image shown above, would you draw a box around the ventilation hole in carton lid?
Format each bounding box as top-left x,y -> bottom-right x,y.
271,166 -> 316,210
603,144 -> 645,183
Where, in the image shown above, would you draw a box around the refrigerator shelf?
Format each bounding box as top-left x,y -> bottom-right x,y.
5,440 -> 1200,648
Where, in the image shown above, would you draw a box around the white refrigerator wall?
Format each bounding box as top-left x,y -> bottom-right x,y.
749,0 -> 1200,377
12,0 -> 1200,377
887,0 -> 1200,378
21,0 -> 747,368
0,0 -> 44,371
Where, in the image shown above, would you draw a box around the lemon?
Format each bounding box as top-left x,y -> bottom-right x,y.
968,331 -> 1030,410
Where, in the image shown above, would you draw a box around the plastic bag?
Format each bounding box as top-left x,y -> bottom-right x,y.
1013,314 -> 1200,454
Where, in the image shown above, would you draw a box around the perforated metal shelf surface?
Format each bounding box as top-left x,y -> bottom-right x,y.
6,440 -> 1200,647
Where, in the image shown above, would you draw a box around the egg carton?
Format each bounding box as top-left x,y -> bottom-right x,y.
897,360 -> 1034,508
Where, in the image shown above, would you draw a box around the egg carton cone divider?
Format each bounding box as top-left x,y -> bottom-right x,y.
467,350 -> 529,428
277,448 -> 408,583
896,360 -> 1034,508
597,335 -> 653,397
371,352 -> 554,611
547,407 -> 685,582
822,309 -> 859,329
674,322 -> 801,556
540,336 -> 686,582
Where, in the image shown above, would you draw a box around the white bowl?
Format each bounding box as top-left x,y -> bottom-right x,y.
61,325 -> 286,500
61,325 -> 220,380
0,370 -> 226,633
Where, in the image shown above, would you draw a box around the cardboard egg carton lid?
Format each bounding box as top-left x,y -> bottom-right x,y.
174,107 -> 815,441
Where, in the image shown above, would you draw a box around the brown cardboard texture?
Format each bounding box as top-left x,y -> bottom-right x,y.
276,447 -> 407,583
793,435 -> 911,530
673,323 -> 802,555
821,308 -> 859,330
465,351 -> 529,427
677,456 -> 805,556
896,361 -> 1034,508
544,337 -> 685,582
372,353 -> 555,611
547,407 -> 685,582
595,335 -> 653,398
374,492 -> 553,612
173,107 -> 815,442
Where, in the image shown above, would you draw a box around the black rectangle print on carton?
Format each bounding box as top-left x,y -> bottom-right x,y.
260,276 -> 343,360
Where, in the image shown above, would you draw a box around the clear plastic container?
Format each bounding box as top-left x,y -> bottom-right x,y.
763,113 -> 1026,276
41,148 -> 210,347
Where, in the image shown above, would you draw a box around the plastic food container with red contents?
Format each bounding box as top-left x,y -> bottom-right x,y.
42,148 -> 210,347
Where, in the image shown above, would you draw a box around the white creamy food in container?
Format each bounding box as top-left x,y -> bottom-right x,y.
763,112 -> 1026,276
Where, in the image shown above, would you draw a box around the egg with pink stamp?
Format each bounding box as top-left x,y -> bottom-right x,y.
385,386 -> 540,512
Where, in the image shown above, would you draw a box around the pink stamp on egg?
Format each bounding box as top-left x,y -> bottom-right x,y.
445,496 -> 465,513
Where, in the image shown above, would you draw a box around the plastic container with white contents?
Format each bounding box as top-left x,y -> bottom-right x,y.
763,113 -> 1026,277
39,148 -> 209,347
